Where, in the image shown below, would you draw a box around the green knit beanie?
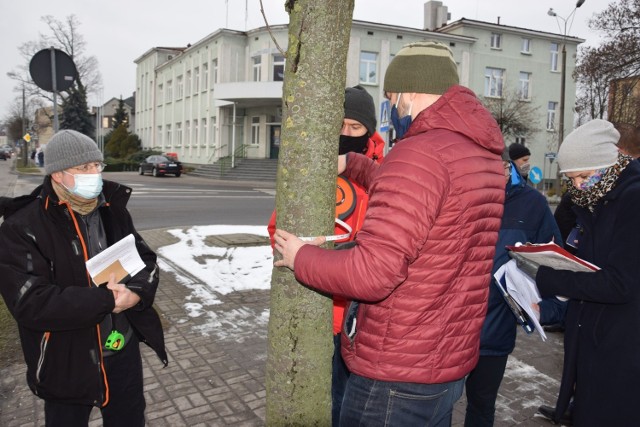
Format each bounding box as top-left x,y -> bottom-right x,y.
384,41 -> 459,94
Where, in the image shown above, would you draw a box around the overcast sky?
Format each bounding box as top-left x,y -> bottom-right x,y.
0,0 -> 609,119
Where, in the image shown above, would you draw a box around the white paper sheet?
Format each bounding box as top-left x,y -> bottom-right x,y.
85,234 -> 145,286
495,260 -> 547,341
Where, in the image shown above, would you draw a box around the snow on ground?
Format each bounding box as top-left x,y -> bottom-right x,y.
157,225 -> 272,341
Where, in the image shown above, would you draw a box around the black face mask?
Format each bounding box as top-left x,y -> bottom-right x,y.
339,134 -> 369,155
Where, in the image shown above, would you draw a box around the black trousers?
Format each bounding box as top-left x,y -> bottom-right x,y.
44,335 -> 145,427
464,355 -> 509,427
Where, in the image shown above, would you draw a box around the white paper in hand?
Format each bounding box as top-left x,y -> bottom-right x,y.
503,260 -> 547,341
85,234 -> 146,286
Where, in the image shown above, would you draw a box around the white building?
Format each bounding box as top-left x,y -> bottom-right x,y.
134,1 -> 583,183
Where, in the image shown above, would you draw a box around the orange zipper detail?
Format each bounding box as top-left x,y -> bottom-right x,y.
62,201 -> 110,407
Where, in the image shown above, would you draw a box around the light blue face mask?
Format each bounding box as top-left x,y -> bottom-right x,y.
390,93 -> 413,140
63,172 -> 103,199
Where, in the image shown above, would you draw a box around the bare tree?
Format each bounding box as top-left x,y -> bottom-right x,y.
266,0 -> 355,424
574,0 -> 640,122
1,96 -> 43,142
574,46 -> 612,124
7,15 -> 102,104
480,88 -> 540,145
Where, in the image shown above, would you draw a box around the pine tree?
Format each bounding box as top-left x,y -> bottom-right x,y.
113,97 -> 129,129
60,81 -> 94,136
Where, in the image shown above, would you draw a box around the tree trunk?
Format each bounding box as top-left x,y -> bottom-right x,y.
266,0 -> 355,425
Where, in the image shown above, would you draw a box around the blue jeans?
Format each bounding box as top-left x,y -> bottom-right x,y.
339,373 -> 465,426
332,333 -> 350,426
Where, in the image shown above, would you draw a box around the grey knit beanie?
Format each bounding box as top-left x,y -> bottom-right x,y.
384,41 -> 459,95
557,119 -> 620,173
44,130 -> 104,175
344,85 -> 376,136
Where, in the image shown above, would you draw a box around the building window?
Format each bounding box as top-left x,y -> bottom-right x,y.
273,55 -> 285,81
253,56 -> 262,82
194,67 -> 200,93
201,118 -> 207,146
193,119 -> 198,146
176,75 -> 184,99
484,67 -> 505,97
158,125 -> 163,145
166,124 -> 172,146
521,38 -> 531,54
185,120 -> 190,147
251,116 -> 260,145
165,80 -> 173,102
515,136 -> 526,145
176,122 -> 182,146
211,116 -> 217,146
359,51 -> 378,84
491,33 -> 502,49
547,101 -> 558,130
550,43 -> 559,72
148,79 -> 153,108
213,59 -> 218,84
157,83 -> 163,105
203,63 -> 209,91
519,72 -> 531,100
186,70 -> 192,96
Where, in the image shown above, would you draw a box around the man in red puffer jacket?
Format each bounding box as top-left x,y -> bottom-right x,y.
274,41 -> 505,426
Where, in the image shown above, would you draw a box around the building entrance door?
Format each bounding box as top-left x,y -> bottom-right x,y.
270,125 -> 281,159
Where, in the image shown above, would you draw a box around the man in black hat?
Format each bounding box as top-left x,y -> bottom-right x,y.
509,143 -> 531,181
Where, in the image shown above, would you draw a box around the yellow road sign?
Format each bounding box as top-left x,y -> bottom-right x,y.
23,133 -> 31,142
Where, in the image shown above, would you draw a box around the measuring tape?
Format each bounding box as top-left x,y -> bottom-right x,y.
299,218 -> 353,242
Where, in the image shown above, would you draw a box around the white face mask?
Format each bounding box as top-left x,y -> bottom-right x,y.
63,172 -> 103,199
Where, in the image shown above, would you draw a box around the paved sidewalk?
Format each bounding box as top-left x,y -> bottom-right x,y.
0,168 -> 565,426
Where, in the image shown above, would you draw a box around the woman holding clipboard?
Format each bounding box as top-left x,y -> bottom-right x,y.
510,119 -> 640,426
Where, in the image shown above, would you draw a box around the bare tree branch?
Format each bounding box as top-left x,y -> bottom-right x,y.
259,0 -> 286,57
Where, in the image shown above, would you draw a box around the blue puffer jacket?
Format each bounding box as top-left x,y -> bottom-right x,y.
479,164 -> 564,356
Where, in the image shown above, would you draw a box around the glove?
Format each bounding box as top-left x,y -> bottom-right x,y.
508,251 -> 540,280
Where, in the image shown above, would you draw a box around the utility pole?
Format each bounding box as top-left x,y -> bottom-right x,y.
22,85 -> 28,167
547,0 -> 585,193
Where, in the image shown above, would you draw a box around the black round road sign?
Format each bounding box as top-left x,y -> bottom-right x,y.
29,48 -> 78,92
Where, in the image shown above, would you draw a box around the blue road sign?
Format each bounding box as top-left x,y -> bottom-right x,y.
380,100 -> 390,132
529,166 -> 543,184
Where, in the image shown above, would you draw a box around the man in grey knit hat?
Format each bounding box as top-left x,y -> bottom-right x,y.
273,40 -> 505,426
0,129 -> 167,426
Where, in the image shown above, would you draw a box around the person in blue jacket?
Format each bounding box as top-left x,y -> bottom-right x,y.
464,148 -> 565,427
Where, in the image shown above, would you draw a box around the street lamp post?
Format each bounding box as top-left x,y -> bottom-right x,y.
548,0 -> 585,193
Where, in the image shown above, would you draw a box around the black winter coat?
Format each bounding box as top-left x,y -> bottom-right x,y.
479,173 -> 562,356
0,177 -> 167,407
537,160 -> 640,426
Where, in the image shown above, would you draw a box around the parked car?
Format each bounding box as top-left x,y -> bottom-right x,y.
139,155 -> 182,177
0,146 -> 12,160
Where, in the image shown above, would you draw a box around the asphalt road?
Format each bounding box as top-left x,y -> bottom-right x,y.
1,161 -> 276,231
104,172 -> 276,230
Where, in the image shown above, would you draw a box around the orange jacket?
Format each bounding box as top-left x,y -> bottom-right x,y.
267,132 -> 385,334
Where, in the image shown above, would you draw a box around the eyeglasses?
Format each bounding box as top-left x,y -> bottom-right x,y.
69,162 -> 107,173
